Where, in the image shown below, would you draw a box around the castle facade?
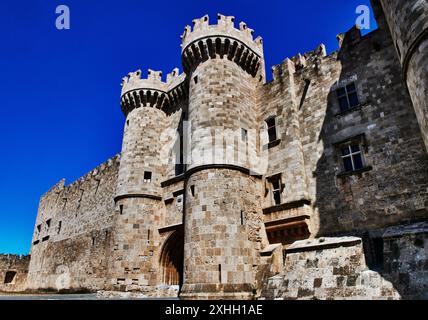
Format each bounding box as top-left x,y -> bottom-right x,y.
3,0 -> 427,299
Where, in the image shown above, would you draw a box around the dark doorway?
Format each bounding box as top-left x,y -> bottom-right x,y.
159,228 -> 184,287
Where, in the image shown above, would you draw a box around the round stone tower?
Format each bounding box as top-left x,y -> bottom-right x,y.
108,69 -> 169,290
179,14 -> 268,299
374,0 -> 428,151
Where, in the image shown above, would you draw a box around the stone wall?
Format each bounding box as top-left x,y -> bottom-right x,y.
181,169 -> 267,299
0,255 -> 30,293
383,222 -> 428,299
27,155 -> 120,292
24,10 -> 428,299
288,26 -> 428,235
261,237 -> 400,300
375,0 -> 428,151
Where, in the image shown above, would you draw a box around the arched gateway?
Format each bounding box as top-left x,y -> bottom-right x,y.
159,228 -> 184,287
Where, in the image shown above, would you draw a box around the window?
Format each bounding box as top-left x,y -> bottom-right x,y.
340,143 -> 364,172
144,171 -> 152,183
36,224 -> 41,234
46,219 -> 51,231
193,76 -> 198,84
336,83 -> 360,112
57,221 -> 62,234
268,175 -> 282,206
4,271 -> 16,284
241,128 -> 248,142
265,117 -> 277,143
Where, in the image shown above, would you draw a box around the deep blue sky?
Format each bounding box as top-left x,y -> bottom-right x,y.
0,0 -> 376,254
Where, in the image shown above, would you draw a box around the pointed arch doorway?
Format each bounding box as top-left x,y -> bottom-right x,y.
159,226 -> 184,287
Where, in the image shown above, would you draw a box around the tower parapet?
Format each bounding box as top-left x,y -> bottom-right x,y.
120,68 -> 187,116
181,14 -> 265,79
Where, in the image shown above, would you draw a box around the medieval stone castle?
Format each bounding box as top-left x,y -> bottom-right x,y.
1,0 -> 427,299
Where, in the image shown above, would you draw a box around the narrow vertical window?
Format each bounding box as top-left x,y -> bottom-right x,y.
241,128 -> 248,142
265,117 -> 277,143
119,205 -> 124,215
95,179 -> 101,195
57,221 -> 62,234
144,171 -> 152,183
268,175 -> 282,206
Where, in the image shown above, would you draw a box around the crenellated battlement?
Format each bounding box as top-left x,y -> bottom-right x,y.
270,43 -> 327,80
120,68 -> 187,116
121,68 -> 185,96
180,14 -> 264,77
181,14 -> 263,56
39,155 -> 120,208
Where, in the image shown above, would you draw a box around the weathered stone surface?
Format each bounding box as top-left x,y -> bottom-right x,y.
262,237 -> 401,300
18,6 -> 428,300
0,255 -> 30,293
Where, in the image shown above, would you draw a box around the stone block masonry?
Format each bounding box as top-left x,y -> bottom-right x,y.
261,237 -> 400,300
0,255 -> 30,293
19,6 -> 428,299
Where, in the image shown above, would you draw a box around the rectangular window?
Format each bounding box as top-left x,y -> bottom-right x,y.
341,143 -> 364,172
46,219 -> 51,231
144,171 -> 152,183
241,128 -> 248,142
268,175 -> 282,206
265,117 -> 277,143
336,83 -> 360,112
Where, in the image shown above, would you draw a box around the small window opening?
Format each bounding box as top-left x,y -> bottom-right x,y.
336,82 -> 360,112
268,175 -> 282,206
240,211 -> 245,225
194,76 -> 198,84
265,117 -> 277,143
37,224 -> 41,234
126,120 -> 130,126
119,205 -> 124,215
144,171 -> 152,183
95,179 -> 101,195
92,237 -> 96,246
341,143 -> 364,172
4,271 -> 17,284
57,221 -> 62,234
241,128 -> 248,142
190,185 -> 195,197
46,219 -> 51,229
218,264 -> 222,283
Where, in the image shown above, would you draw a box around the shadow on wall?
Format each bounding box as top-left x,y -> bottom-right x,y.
313,26 -> 428,299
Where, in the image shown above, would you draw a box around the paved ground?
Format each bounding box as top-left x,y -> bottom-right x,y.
0,293 -> 178,300
0,294 -> 100,300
